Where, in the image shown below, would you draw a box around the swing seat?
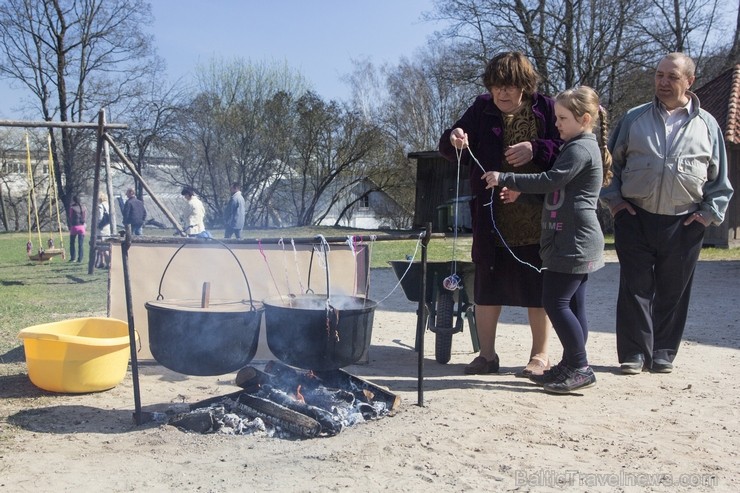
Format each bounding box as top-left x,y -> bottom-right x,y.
28,249 -> 65,262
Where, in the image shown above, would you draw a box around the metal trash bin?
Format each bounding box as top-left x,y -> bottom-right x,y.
436,204 -> 451,232
447,196 -> 472,232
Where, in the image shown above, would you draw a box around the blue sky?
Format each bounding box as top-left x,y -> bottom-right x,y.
151,0 -> 439,98
0,0 -> 439,119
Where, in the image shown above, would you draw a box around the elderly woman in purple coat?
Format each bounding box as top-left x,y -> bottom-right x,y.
439,52 -> 562,377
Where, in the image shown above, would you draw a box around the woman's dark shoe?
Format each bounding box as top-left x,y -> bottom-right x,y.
464,354 -> 500,375
518,355 -> 550,377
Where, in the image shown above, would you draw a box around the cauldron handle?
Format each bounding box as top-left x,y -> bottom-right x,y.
322,239 -> 330,301
155,239 -> 258,311
305,247 -> 315,294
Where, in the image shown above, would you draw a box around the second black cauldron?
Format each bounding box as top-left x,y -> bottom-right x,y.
263,294 -> 376,371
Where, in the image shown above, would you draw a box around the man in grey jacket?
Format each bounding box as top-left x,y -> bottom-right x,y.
601,52 -> 733,374
224,182 -> 246,239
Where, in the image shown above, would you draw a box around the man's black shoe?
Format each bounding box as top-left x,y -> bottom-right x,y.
651,358 -> 674,373
620,353 -> 645,374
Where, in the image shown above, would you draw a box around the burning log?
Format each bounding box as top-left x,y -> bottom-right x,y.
233,393 -> 321,438
263,360 -> 322,392
175,362 -> 400,439
189,390 -> 245,410
170,409 -> 216,433
264,360 -> 401,412
256,384 -> 343,436
234,366 -> 267,393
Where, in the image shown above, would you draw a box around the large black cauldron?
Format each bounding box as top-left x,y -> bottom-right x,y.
144,240 -> 263,376
146,298 -> 262,376
263,294 -> 376,371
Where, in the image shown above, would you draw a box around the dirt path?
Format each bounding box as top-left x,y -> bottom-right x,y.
1,259 -> 739,492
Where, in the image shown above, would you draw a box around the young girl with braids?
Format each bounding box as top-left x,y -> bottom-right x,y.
482,86 -> 612,393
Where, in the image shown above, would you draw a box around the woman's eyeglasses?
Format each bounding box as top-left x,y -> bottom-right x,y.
490,86 -> 522,94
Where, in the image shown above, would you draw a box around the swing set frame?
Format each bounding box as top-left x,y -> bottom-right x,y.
1,109 -> 188,274
24,133 -> 67,262
2,114 -> 126,267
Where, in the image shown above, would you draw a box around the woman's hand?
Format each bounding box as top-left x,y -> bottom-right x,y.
504,141 -> 533,166
482,171 -> 500,189
499,187 -> 520,204
450,128 -> 469,149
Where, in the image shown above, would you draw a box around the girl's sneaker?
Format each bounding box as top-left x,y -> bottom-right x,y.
543,366 -> 596,394
529,361 -> 566,385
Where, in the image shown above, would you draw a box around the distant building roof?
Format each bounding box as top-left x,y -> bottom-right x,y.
694,64 -> 740,144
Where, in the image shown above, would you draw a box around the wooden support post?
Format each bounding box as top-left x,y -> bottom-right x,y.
103,134 -> 185,234
417,222 -> 432,407
88,109 -> 106,274
121,226 -> 144,425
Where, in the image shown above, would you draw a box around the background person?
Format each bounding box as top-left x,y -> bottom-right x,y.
122,187 -> 147,236
67,195 -> 87,263
600,52 -> 733,374
95,192 -> 111,268
181,186 -> 206,236
439,51 -> 562,376
224,182 -> 246,239
483,86 -> 612,393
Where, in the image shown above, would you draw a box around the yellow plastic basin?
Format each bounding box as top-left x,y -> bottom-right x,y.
18,317 -> 132,393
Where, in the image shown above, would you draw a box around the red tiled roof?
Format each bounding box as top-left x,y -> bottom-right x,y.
694,64 -> 740,144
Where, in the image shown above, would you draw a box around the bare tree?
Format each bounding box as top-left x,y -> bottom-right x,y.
636,0 -> 724,56
167,58 -> 309,226
729,5 -> 740,68
425,0 -> 733,116
343,46 -> 475,226
109,76 -> 186,201
380,45 -> 478,153
0,0 -> 159,211
271,92 -> 385,226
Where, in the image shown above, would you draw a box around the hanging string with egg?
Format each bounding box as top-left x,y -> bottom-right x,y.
460,142 -> 543,273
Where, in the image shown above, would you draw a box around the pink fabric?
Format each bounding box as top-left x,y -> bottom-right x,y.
69,224 -> 86,235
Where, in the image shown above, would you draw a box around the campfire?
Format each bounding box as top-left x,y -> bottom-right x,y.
166,361 -> 400,438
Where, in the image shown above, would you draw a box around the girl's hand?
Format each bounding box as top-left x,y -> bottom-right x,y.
499,187 -> 520,204
482,171 -> 500,189
450,128 -> 469,149
504,141 -> 533,166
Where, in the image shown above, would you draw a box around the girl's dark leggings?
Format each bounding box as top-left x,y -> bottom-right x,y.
542,270 -> 589,368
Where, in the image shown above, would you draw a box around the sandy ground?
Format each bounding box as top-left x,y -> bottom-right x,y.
1,256 -> 739,492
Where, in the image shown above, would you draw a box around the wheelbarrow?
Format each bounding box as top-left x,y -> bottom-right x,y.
388,260 -> 478,364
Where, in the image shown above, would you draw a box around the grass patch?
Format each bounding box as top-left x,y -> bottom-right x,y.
0,233 -> 109,360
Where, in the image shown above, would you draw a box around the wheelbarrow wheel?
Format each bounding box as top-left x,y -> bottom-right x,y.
434,292 -> 455,364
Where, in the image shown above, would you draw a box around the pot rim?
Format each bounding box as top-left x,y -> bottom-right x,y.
145,299 -> 264,313
263,294 -> 377,310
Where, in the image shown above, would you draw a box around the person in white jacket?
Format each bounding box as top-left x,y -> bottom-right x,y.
181,186 -> 206,236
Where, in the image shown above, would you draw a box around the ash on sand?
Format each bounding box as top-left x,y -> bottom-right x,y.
168,403 -> 268,436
